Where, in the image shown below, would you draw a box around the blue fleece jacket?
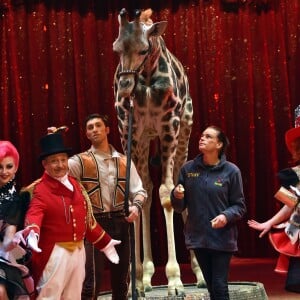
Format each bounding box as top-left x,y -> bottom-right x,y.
171,154 -> 246,252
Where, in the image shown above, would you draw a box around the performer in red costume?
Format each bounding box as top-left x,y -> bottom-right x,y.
19,131 -> 120,299
248,105 -> 300,293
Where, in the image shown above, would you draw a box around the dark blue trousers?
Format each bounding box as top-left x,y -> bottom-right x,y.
194,248 -> 232,300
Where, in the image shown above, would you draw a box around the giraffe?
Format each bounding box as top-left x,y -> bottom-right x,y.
113,8 -> 204,296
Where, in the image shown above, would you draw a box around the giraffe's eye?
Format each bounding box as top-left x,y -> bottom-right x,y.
139,49 -> 148,56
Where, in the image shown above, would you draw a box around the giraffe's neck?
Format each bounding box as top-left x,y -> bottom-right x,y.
142,37 -> 162,77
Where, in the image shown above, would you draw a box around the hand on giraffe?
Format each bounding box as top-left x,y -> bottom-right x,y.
173,184 -> 185,199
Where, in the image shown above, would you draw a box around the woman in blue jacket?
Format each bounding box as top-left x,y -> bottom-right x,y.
171,125 -> 246,300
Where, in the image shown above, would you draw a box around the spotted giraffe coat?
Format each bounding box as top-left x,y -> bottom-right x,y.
113,9 -> 193,184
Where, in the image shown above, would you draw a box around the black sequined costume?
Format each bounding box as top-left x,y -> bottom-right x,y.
0,179 -> 31,299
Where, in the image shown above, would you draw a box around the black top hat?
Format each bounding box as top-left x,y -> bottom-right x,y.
39,133 -> 72,161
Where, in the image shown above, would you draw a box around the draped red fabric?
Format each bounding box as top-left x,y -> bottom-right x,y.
0,0 -> 299,262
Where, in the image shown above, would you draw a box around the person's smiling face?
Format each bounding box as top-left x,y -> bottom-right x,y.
0,156 -> 18,187
42,153 -> 69,178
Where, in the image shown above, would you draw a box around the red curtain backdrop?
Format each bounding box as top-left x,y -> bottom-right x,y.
0,0 -> 299,263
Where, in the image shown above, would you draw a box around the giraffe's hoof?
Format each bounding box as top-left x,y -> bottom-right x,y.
144,284 -> 152,292
167,283 -> 185,297
143,261 -> 154,292
128,288 -> 145,298
176,288 -> 186,297
168,287 -> 185,297
137,289 -> 145,297
196,280 -> 207,288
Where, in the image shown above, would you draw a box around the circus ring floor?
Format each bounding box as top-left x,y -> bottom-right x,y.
97,258 -> 300,299
99,282 -> 268,299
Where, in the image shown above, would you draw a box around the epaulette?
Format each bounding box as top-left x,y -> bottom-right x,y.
20,178 -> 42,199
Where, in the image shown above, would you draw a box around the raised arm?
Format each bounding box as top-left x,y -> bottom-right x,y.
248,204 -> 293,238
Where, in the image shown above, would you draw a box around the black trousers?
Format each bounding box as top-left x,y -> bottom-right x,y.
194,248 -> 232,300
285,256 -> 300,293
81,214 -> 130,300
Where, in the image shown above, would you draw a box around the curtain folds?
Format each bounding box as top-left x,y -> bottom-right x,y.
0,0 -> 299,260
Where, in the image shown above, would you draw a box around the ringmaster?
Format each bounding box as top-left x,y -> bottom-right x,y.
20,131 -> 120,299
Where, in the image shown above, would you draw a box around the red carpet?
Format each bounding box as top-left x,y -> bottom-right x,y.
229,257 -> 298,299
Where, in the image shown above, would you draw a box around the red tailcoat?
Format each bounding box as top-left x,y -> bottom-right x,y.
25,172 -> 111,284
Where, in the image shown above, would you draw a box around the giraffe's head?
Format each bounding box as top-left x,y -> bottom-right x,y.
113,8 -> 167,98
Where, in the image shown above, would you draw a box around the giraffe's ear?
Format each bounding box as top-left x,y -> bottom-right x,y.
146,21 -> 167,38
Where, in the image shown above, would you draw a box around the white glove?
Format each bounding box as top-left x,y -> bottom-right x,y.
101,239 -> 121,264
27,230 -> 42,253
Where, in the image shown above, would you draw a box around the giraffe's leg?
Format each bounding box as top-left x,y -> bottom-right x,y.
125,134 -> 155,293
128,216 -> 145,297
173,116 -> 205,289
160,184 -> 185,296
141,189 -> 155,292
134,217 -> 145,296
119,122 -> 146,297
190,251 -> 206,288
135,137 -> 155,292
